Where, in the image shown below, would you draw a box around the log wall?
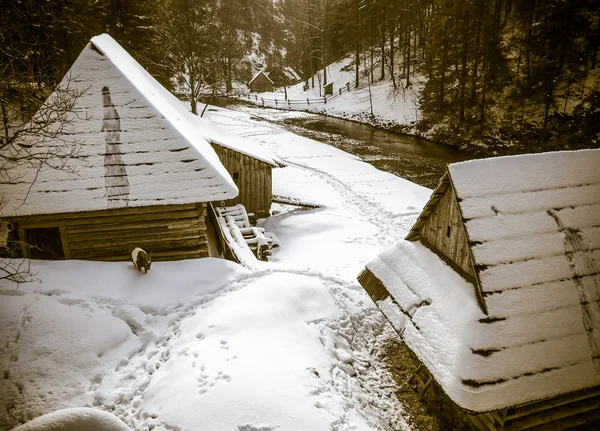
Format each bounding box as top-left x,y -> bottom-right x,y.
418,183 -> 474,279
211,144 -> 272,218
466,385 -> 600,430
9,203 -> 209,261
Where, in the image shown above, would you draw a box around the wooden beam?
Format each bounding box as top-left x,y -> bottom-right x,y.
8,203 -> 201,223
18,228 -> 29,258
419,377 -> 434,399
66,219 -> 202,234
19,209 -> 202,229
69,235 -> 203,252
506,394 -> 600,430
59,225 -> 71,259
505,387 -> 600,421
69,227 -> 202,243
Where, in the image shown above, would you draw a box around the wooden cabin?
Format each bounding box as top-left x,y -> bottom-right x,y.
357,149 -> 600,430
211,143 -> 277,219
0,34 -> 238,262
248,71 -> 274,93
190,114 -> 284,219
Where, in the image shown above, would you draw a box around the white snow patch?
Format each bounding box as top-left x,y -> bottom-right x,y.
11,408 -> 131,431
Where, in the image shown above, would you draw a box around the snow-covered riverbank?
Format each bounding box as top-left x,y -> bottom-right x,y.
235,57 -> 424,134
0,105 -> 431,431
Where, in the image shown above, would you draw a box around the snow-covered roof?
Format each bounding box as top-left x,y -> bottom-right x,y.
363,149 -> 600,412
282,66 -> 301,82
1,34 -> 238,217
194,115 -> 284,167
249,70 -> 274,85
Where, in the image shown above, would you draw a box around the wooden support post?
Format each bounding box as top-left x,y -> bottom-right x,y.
59,225 -> 71,259
18,228 -> 29,258
419,377 -> 434,399
407,364 -> 423,385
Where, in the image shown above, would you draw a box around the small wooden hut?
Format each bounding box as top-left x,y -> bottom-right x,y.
210,142 -> 283,219
190,114 -> 284,219
248,71 -> 274,93
358,149 -> 600,430
0,34 -> 238,261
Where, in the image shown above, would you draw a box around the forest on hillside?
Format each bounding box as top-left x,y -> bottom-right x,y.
1,0 -> 599,153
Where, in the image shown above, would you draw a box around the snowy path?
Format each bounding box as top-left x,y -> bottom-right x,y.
1,106 -> 432,431
205,106 -> 429,277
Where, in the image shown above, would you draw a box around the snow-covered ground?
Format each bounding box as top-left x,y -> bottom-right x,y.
236,57 -> 423,131
0,105 -> 431,431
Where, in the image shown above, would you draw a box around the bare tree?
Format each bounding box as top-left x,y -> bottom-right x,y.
1,66 -> 85,282
155,0 -> 226,115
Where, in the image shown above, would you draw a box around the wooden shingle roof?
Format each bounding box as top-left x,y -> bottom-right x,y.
1,34 -> 238,217
249,71 -> 274,86
360,149 -> 600,413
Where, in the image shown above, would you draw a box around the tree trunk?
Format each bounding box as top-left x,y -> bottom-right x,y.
459,7 -> 469,121
355,0 -> 360,88
525,0 -> 534,86
471,6 -> 482,101
439,30 -> 448,112
322,0 -> 328,85
190,73 -> 197,115
226,56 -> 232,93
389,13 -> 396,89
380,3 -> 386,81
592,21 -> 600,69
406,24 -> 411,88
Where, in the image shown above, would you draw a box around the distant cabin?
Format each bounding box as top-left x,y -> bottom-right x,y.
358,149 -> 600,430
0,34 -> 239,262
248,71 -> 274,93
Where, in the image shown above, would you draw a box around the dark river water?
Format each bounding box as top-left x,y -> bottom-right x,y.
206,97 -> 474,189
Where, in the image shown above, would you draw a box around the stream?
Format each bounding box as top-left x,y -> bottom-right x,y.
206,98 -> 474,189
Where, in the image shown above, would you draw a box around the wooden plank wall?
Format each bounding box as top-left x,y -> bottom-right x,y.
418,184 -> 474,278
11,203 -> 209,261
463,385 -> 600,430
211,144 -> 272,218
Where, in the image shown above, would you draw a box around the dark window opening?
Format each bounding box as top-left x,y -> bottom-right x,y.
232,172 -> 239,180
446,225 -> 452,238
27,227 -> 64,260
